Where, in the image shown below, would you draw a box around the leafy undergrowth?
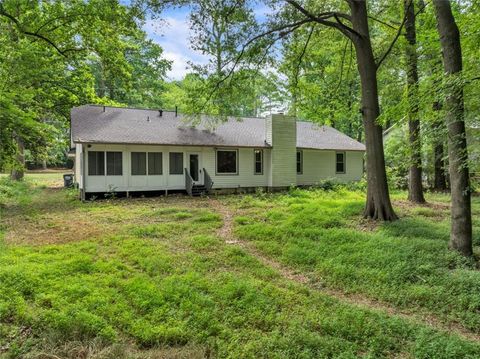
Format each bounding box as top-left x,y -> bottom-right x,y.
0,177 -> 37,208
234,188 -> 480,334
1,176 -> 480,358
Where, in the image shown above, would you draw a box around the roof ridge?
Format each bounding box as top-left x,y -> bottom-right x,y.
87,104 -> 177,113
83,104 -> 268,120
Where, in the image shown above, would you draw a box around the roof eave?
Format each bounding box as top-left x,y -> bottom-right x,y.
73,139 -> 272,148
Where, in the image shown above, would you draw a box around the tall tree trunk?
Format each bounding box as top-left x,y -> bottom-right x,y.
434,144 -> 448,191
10,135 -> 25,181
433,0 -> 472,256
350,1 -> 397,220
405,0 -> 425,203
432,108 -> 448,191
108,80 -> 115,100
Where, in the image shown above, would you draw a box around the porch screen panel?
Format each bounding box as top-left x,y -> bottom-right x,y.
148,152 -> 163,175
88,151 -> 105,176
169,152 -> 183,174
107,152 -> 123,176
131,152 -> 146,175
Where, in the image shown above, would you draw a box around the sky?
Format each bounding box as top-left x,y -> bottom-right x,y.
142,4 -> 271,80
143,7 -> 208,80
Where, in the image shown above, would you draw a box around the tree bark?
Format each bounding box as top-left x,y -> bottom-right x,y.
434,143 -> 448,190
10,135 -> 25,181
433,0 -> 472,256
405,0 -> 425,203
349,1 -> 397,220
432,111 -> 448,191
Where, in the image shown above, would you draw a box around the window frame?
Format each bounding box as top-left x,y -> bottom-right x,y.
88,151 -> 105,176
106,151 -> 123,176
253,149 -> 263,175
131,152 -> 147,176
296,150 -> 303,175
335,151 -> 346,174
169,152 -> 184,175
148,152 -> 163,175
215,148 -> 239,175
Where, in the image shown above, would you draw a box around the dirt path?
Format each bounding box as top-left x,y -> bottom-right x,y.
209,198 -> 480,343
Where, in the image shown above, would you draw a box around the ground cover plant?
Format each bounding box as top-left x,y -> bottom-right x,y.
0,174 -> 479,358
233,188 -> 480,332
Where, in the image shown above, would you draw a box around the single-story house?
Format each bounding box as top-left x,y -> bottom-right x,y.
71,105 -> 365,198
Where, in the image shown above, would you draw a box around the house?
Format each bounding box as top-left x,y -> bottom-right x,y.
71,105 -> 365,199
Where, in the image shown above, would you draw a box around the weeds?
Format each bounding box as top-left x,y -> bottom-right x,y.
0,175 -> 479,358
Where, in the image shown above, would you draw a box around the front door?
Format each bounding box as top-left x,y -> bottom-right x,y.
188,153 -> 203,184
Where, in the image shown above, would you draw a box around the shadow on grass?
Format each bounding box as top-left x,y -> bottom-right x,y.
380,217 -> 450,242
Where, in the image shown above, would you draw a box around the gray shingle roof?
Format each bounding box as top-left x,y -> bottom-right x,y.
71,105 -> 365,151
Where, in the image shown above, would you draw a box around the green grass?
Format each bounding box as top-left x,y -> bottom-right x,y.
1,174 -> 480,358
234,188 -> 480,333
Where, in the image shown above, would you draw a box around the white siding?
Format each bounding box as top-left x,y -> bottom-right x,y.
83,144 -> 271,193
79,117 -> 364,193
297,149 -> 364,185
75,144 -> 83,189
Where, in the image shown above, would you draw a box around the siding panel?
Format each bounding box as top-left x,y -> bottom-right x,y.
297,150 -> 364,185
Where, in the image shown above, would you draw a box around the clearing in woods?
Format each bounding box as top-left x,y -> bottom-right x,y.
0,173 -> 479,358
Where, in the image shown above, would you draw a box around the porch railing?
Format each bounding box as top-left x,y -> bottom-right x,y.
185,168 -> 194,196
203,168 -> 214,192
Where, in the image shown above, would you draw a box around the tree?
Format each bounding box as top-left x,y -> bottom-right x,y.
279,26 -> 363,140
90,33 -> 171,107
404,0 -> 425,203
162,0 -> 411,220
266,1 -> 403,220
432,102 -> 448,191
189,0 -> 257,77
0,0 -> 167,177
186,0 -> 269,117
432,0 -> 472,256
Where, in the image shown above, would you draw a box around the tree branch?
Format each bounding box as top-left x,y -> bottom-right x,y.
284,0 -> 360,40
199,20 -> 310,112
293,25 -> 315,87
333,39 -> 349,94
375,0 -> 430,69
0,4 -> 75,57
368,15 -> 398,29
375,1 -> 411,69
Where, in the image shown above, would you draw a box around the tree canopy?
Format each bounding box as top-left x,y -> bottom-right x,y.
0,0 -> 478,253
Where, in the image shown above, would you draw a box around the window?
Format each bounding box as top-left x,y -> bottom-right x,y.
131,152 -> 146,175
106,151 -> 122,176
254,149 -> 263,175
169,152 -> 183,174
88,151 -> 104,176
336,152 -> 345,173
148,152 -> 163,175
296,150 -> 303,174
216,149 -> 238,174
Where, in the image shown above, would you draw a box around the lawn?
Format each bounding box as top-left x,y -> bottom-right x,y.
0,174 -> 479,358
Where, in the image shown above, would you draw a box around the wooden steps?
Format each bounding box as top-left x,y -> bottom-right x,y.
191,185 -> 207,196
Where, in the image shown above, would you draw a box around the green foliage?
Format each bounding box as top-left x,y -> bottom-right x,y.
235,188 -> 480,334
0,176 -> 34,207
280,25 -> 363,139
0,0 -> 171,172
1,175 -> 480,357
